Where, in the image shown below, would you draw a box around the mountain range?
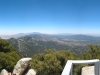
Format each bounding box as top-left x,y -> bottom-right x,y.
1,32 -> 99,56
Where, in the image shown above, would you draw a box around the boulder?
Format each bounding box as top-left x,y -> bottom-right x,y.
81,66 -> 94,75
0,69 -> 8,75
26,69 -> 36,75
13,58 -> 32,75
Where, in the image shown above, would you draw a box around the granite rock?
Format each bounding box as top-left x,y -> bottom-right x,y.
81,66 -> 94,75
26,69 -> 36,75
13,58 -> 32,75
0,69 -> 8,75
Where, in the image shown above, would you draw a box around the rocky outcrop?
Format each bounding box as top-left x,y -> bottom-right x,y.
13,58 -> 32,75
0,58 -> 36,75
81,66 -> 94,75
26,69 -> 36,75
0,69 -> 8,75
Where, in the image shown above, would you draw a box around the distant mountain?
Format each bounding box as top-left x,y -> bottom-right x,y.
0,32 -> 41,39
1,32 -> 100,39
7,33 -> 100,56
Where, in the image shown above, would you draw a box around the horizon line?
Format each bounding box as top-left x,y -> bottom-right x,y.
0,32 -> 100,36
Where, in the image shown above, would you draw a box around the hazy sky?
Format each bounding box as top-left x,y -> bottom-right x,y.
0,0 -> 100,35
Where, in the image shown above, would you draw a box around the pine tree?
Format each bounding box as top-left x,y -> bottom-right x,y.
0,38 -> 20,72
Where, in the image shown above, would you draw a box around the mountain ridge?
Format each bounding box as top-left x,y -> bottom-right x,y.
6,33 -> 100,56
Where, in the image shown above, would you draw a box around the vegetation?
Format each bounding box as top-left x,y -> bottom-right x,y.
82,44 -> 100,59
31,50 -> 76,75
31,44 -> 100,75
0,38 -> 20,72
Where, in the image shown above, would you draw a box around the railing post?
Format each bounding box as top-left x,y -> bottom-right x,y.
95,61 -> 99,75
61,60 -> 73,75
99,61 -> 100,75
70,63 -> 73,75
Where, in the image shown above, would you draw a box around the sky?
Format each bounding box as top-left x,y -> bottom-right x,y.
0,0 -> 100,35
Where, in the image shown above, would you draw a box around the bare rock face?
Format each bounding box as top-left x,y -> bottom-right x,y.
26,69 -> 36,75
81,66 -> 94,75
0,69 -> 8,75
13,58 -> 32,75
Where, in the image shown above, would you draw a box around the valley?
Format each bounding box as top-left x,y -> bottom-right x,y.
5,33 -> 100,56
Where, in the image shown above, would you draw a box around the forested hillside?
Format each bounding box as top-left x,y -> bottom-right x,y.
7,34 -> 100,56
0,38 -> 20,72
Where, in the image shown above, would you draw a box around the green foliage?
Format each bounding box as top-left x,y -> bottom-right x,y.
82,44 -> 100,59
31,50 -> 76,75
73,44 -> 100,75
30,44 -> 100,75
0,38 -> 20,72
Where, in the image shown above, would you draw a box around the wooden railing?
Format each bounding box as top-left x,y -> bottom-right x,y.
61,59 -> 100,75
